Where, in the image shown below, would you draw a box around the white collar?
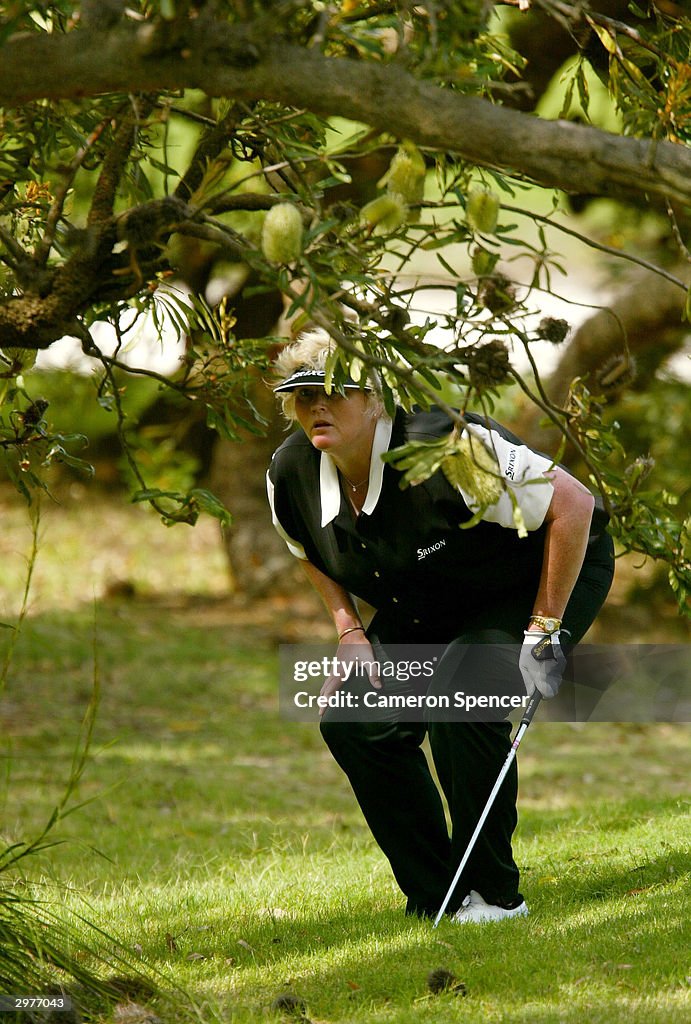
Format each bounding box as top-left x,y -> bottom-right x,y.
320,415 -> 393,526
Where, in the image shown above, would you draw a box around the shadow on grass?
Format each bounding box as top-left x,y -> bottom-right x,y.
525,845 -> 689,903
2,603 -> 689,1022
137,892 -> 689,1024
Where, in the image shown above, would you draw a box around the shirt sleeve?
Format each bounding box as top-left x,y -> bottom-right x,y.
266,470 -> 308,560
458,423 -> 555,531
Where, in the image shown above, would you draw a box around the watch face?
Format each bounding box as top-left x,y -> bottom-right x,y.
544,618 -> 558,632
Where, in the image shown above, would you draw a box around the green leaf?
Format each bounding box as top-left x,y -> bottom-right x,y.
435,253 -> 460,278
382,381 -> 397,419
382,436 -> 452,488
188,488 -> 232,528
146,156 -> 180,178
323,347 -> 341,395
458,507 -> 487,531
559,74 -> 576,120
576,62 -> 590,117
422,227 -> 469,251
587,18 -> 619,55
206,408 -> 240,441
43,444 -> 95,476
132,488 -> 181,503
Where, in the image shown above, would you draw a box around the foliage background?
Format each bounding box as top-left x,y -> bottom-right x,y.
0,493 -> 688,1022
0,3 -> 689,1017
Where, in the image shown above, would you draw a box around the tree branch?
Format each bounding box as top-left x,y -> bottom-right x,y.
34,115 -> 111,266
88,95 -> 155,226
1,22 -> 691,206
499,204 -> 689,292
174,102 -> 244,203
0,195 -> 249,348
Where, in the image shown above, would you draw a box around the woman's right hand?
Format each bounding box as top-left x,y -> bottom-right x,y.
318,632 -> 381,716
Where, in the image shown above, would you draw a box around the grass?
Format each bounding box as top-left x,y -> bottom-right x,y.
0,485 -> 689,1023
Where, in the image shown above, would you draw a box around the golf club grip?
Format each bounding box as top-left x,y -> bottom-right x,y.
519,691 -> 542,729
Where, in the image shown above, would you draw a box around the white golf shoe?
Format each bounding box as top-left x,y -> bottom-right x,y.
452,889 -> 529,924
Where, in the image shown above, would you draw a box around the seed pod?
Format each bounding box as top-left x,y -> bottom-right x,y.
381,143 -> 426,219
471,245 -> 499,277
467,189 -> 500,234
20,398 -> 49,427
427,968 -> 456,994
442,431 -> 503,506
360,193 -> 407,234
261,203 -> 304,264
270,992 -> 307,1017
477,273 -> 517,314
381,306 -> 410,332
465,339 -> 511,390
427,967 -> 467,997
536,317 -> 570,344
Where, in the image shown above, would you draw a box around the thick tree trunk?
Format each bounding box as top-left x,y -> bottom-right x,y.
207,377 -> 300,596
513,268 -> 689,457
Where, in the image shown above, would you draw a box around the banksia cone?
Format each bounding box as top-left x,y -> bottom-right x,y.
536,317 -> 570,344
442,430 -> 503,506
261,203 -> 304,264
427,968 -> 456,994
381,143 -> 426,221
427,967 -> 467,997
466,189 -> 500,234
477,273 -> 517,314
465,339 -> 511,390
471,245 -> 499,277
270,992 -> 307,1017
19,398 -> 49,427
360,193 -> 407,234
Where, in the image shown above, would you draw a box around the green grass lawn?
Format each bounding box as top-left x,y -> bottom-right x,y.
1,490 -> 689,1023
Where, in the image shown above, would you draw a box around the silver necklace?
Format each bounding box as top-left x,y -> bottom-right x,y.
341,471 -> 368,492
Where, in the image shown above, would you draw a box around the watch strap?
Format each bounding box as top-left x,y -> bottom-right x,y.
528,614 -> 562,633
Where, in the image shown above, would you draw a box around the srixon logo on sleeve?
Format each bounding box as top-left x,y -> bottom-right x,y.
417,539 -> 447,561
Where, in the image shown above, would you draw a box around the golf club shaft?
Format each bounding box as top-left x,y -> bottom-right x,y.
433,692 -> 542,927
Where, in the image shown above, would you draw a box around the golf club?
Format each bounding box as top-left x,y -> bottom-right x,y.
433,691 -> 543,926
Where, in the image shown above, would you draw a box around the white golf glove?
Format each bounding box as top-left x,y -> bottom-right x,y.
519,630 -> 567,699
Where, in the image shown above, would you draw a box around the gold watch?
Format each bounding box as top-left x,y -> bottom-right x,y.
528,614 -> 562,633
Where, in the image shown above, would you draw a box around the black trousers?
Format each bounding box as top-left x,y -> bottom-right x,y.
320,533 -> 615,917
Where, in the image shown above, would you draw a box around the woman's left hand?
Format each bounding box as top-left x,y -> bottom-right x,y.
519,630 -> 567,699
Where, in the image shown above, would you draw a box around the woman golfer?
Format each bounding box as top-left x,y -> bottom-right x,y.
266,331 -> 614,922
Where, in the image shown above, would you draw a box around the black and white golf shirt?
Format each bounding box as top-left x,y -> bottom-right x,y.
267,406 -> 606,641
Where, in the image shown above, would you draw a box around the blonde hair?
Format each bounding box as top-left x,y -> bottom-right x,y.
273,329 -> 384,424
